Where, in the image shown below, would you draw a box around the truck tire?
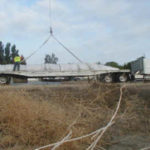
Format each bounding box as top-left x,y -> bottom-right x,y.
104,74 -> 113,83
0,76 -> 10,84
118,74 -> 127,82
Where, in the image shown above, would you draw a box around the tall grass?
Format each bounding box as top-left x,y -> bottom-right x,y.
0,83 -> 149,150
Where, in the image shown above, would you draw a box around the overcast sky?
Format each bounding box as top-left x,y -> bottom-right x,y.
0,0 -> 150,64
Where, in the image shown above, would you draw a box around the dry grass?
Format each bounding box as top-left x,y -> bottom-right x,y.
0,82 -> 150,150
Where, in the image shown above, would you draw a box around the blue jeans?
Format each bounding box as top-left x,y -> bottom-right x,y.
13,62 -> 20,71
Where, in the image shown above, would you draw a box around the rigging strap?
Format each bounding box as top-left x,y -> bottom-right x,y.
22,35 -> 51,63
52,35 -> 83,63
22,0 -> 83,64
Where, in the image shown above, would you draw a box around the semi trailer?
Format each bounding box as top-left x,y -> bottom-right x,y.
0,63 -> 133,84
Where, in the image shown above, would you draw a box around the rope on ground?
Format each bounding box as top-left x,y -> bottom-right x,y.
52,113 -> 80,150
35,125 -> 106,150
140,146 -> 150,150
67,113 -> 81,131
51,130 -> 72,150
99,147 -> 106,150
86,85 -> 125,150
52,35 -> 83,63
21,35 -> 51,63
35,85 -> 125,150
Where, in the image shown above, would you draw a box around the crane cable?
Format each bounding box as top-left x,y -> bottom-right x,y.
21,0 -> 53,63
49,0 -> 53,35
49,0 -> 83,63
21,35 -> 51,63
52,34 -> 83,63
22,0 -> 83,64
49,0 -> 96,74
49,0 -> 52,26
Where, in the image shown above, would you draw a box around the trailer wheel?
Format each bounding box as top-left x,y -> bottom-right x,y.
0,77 -> 10,84
118,74 -> 127,82
104,74 -> 113,83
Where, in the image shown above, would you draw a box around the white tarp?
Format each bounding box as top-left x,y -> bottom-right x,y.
0,63 -> 119,73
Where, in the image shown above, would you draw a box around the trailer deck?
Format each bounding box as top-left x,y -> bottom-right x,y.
0,64 -> 131,84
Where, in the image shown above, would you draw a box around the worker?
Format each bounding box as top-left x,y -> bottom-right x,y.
13,54 -> 21,71
21,55 -> 24,61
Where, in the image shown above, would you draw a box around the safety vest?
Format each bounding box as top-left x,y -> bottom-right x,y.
14,56 -> 21,62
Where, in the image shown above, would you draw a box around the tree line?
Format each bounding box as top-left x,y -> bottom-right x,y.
44,53 -> 58,64
0,41 -> 131,69
0,41 -> 58,65
44,54 -> 131,70
0,41 -> 25,65
105,61 -> 131,70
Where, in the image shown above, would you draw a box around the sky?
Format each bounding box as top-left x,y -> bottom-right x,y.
0,0 -> 150,64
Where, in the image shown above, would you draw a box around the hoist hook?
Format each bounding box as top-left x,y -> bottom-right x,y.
50,27 -> 53,35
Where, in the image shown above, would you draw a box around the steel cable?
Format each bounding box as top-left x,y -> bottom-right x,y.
52,35 -> 83,63
21,35 -> 51,63
49,0 -> 52,28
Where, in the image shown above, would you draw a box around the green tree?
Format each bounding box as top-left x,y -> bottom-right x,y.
44,53 -> 58,64
122,62 -> 131,70
0,42 -> 25,64
105,61 -> 132,70
5,42 -> 11,64
0,41 -> 4,64
11,45 -> 19,63
105,61 -> 121,69
96,61 -> 101,65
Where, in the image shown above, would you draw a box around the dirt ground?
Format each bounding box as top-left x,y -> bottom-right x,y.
0,81 -> 150,150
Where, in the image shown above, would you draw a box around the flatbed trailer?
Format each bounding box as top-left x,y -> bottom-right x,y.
0,64 -> 132,84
